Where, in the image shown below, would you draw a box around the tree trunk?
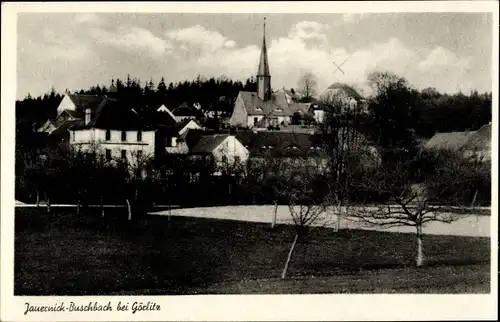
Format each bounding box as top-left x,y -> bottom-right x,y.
126,199 -> 132,221
281,233 -> 299,279
336,201 -> 342,232
416,225 -> 425,267
77,199 -> 80,216
271,200 -> 278,228
100,196 -> 104,218
36,190 -> 40,207
471,189 -> 478,207
46,195 -> 51,214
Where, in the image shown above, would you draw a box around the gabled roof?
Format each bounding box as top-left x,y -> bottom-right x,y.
235,130 -> 322,157
172,102 -> 201,117
461,123 -> 491,152
70,98 -> 148,131
289,102 -> 311,114
191,134 -> 229,154
67,94 -> 107,113
139,109 -> 177,128
424,131 -> 476,151
238,91 -> 294,117
323,83 -> 364,102
50,119 -> 80,137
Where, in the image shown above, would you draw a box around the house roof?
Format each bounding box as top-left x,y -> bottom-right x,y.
191,134 -> 230,154
461,123 -> 491,152
289,102 -> 311,114
424,131 -> 476,151
323,83 -> 364,102
50,119 -> 80,137
139,109 -> 177,128
235,130 -> 322,157
67,94 -> 107,113
70,98 -> 149,131
172,102 -> 201,117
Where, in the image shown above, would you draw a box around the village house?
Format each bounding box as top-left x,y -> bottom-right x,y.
171,102 -> 203,122
312,83 -> 368,123
425,123 -> 491,162
38,93 -> 108,148
69,97 -> 156,165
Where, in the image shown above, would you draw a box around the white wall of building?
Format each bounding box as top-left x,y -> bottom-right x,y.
314,110 -> 325,123
70,128 -> 155,163
213,136 -> 249,166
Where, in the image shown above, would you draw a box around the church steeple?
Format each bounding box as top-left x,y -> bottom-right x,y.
257,17 -> 271,101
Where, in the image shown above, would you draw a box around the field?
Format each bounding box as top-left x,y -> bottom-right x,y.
15,208 -> 491,295
152,205 -> 491,237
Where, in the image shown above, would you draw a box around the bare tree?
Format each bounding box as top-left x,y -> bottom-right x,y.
273,157 -> 330,279
348,148 -> 484,267
297,72 -> 318,101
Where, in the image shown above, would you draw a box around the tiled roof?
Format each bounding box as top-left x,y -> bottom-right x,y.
424,131 -> 476,151
461,123 -> 491,152
68,94 -> 107,113
172,102 -> 202,117
70,98 -> 148,131
238,91 -> 294,117
191,134 -> 229,154
139,109 -> 177,127
323,83 -> 364,102
235,130 -> 322,157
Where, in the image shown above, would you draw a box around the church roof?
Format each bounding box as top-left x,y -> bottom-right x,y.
238,91 -> 295,117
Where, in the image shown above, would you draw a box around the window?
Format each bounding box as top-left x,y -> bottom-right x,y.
121,130 -> 127,142
105,129 -> 111,141
254,117 -> 258,125
137,130 -> 142,142
105,149 -> 112,160
121,150 -> 127,159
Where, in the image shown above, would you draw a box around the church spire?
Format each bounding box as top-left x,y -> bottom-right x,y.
257,17 -> 271,101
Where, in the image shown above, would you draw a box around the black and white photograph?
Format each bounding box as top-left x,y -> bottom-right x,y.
1,1 -> 498,321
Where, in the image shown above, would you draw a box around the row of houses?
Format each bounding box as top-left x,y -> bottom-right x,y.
36,19 -> 490,170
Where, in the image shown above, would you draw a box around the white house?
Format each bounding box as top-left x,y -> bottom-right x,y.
69,98 -> 155,165
190,134 -> 249,169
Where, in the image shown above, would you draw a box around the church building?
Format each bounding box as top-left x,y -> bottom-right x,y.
229,19 -> 309,128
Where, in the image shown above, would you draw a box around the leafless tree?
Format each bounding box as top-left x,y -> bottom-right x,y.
273,157 -> 330,279
347,148 -> 484,267
297,72 -> 318,100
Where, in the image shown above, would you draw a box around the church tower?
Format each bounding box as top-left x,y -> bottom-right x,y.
257,18 -> 271,101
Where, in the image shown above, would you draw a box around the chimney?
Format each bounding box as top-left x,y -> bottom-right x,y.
85,108 -> 91,125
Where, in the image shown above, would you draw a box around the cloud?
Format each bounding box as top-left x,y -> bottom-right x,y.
91,26 -> 172,57
167,25 -> 237,52
74,13 -> 101,25
342,13 -> 371,23
171,21 -> 474,96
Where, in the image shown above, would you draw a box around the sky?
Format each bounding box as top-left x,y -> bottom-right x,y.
16,12 -> 493,99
